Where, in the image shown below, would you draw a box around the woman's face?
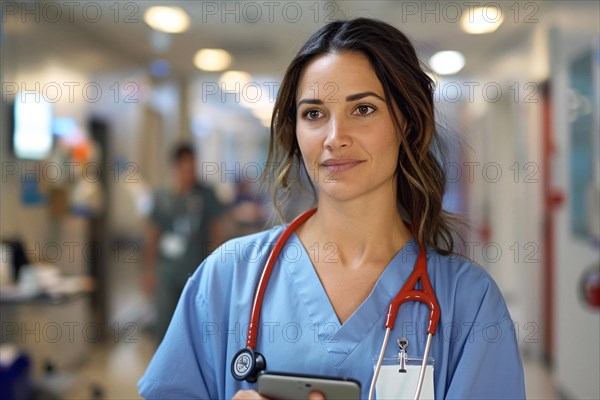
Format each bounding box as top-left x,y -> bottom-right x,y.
295,51 -> 402,204
175,154 -> 196,191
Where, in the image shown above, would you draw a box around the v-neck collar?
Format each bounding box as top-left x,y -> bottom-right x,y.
283,233 -> 419,367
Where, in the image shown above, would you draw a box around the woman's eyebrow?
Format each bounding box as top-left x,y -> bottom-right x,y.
345,91 -> 385,102
297,91 -> 385,107
296,98 -> 323,107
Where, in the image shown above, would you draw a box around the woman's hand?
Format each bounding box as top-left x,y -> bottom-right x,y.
232,390 -> 325,400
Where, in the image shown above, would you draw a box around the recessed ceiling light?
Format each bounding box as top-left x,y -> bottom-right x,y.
461,6 -> 504,34
144,6 -> 190,34
194,49 -> 232,72
429,51 -> 465,75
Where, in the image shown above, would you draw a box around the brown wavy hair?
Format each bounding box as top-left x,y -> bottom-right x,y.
262,18 -> 461,254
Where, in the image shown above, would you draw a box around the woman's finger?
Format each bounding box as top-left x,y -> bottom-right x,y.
308,391 -> 326,400
232,389 -> 270,400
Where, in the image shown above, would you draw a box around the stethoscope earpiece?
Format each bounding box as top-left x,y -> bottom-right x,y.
231,348 -> 266,382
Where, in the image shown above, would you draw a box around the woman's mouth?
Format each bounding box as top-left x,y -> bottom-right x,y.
320,159 -> 364,173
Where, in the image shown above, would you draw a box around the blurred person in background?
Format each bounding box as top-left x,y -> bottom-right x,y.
142,143 -> 226,344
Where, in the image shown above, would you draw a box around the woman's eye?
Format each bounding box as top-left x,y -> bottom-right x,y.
303,109 -> 323,121
353,105 -> 376,116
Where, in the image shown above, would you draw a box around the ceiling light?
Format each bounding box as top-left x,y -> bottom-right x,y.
461,6 -> 504,34
429,51 -> 465,75
194,49 -> 232,72
144,6 -> 190,34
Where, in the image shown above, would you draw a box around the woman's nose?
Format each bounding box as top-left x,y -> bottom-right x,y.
323,117 -> 352,150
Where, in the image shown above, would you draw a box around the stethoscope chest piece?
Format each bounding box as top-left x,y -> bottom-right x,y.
231,348 -> 266,382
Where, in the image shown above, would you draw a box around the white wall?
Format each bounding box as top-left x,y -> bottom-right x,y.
549,24 -> 600,400
460,23 -> 547,362
461,2 -> 599,398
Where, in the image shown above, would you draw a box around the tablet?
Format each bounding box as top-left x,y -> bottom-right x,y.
257,371 -> 361,400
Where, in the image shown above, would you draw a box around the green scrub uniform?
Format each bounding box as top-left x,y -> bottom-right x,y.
149,183 -> 224,342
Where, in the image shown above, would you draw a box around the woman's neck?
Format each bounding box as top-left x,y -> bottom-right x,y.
297,197 -> 412,269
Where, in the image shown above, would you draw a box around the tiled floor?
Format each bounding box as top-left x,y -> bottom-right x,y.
39,338 -> 560,399
37,334 -> 155,399
524,360 -> 561,400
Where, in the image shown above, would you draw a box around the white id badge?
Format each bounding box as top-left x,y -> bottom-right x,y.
373,357 -> 435,400
160,232 -> 186,259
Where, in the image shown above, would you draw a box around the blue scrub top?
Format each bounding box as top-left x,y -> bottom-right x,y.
138,225 -> 526,399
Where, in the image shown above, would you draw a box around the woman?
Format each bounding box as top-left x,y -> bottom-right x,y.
138,18 -> 525,399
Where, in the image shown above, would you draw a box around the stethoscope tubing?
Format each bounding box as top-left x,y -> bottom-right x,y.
246,208 -> 317,349
369,328 -> 392,400
415,333 -> 434,400
385,247 -> 440,334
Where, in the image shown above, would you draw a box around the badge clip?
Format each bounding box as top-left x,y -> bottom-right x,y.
397,337 -> 408,373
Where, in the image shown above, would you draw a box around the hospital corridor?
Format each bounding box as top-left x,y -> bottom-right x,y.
0,1 -> 599,399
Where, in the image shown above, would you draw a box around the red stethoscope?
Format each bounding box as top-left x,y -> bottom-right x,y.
231,208 -> 440,400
